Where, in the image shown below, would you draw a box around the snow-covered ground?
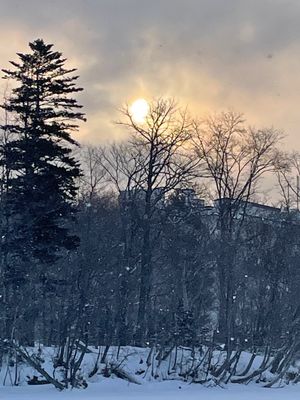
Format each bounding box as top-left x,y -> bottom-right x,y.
1,379 -> 300,400
1,345 -> 300,399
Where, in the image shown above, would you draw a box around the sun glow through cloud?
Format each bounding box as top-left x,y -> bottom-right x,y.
130,98 -> 149,124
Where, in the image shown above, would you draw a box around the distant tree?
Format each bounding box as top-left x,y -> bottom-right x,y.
0,39 -> 85,343
160,191 -> 215,346
78,145 -> 106,202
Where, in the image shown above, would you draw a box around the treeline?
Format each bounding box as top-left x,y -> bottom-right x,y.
1,39 -> 300,388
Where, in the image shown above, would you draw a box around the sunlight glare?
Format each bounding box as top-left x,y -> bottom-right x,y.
130,98 -> 149,124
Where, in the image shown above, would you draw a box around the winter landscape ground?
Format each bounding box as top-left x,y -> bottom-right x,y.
1,346 -> 300,399
2,380 -> 300,400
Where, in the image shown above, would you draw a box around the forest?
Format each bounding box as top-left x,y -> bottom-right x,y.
1,39 -> 300,392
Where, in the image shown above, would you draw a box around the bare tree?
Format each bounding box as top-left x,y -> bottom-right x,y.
100,98 -> 198,344
193,111 -> 282,365
78,145 -> 107,201
275,151 -> 300,211
193,112 -> 281,210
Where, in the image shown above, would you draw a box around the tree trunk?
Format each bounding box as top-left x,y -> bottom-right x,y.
135,222 -> 151,345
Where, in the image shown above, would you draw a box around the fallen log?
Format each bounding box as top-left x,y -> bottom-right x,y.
231,360 -> 272,384
9,342 -> 65,391
27,375 -> 50,385
110,362 -> 141,385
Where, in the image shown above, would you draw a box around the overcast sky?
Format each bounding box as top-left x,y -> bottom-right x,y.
1,0 -> 300,146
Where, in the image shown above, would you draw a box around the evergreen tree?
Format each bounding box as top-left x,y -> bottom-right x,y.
1,39 -> 85,283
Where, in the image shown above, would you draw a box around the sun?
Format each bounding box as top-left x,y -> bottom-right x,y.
129,98 -> 149,124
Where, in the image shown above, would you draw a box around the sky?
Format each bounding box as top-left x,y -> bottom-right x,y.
0,0 -> 300,147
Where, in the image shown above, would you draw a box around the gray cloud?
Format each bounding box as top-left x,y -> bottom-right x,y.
1,0 -> 300,145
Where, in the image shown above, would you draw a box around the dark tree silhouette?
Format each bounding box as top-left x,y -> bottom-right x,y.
0,39 -> 85,344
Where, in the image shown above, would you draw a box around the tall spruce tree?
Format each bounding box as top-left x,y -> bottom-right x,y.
1,39 -> 85,285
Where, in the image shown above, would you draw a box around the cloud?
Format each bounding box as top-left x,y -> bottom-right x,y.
1,0 -> 300,146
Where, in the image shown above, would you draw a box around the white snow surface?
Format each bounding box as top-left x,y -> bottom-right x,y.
1,379 -> 300,400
